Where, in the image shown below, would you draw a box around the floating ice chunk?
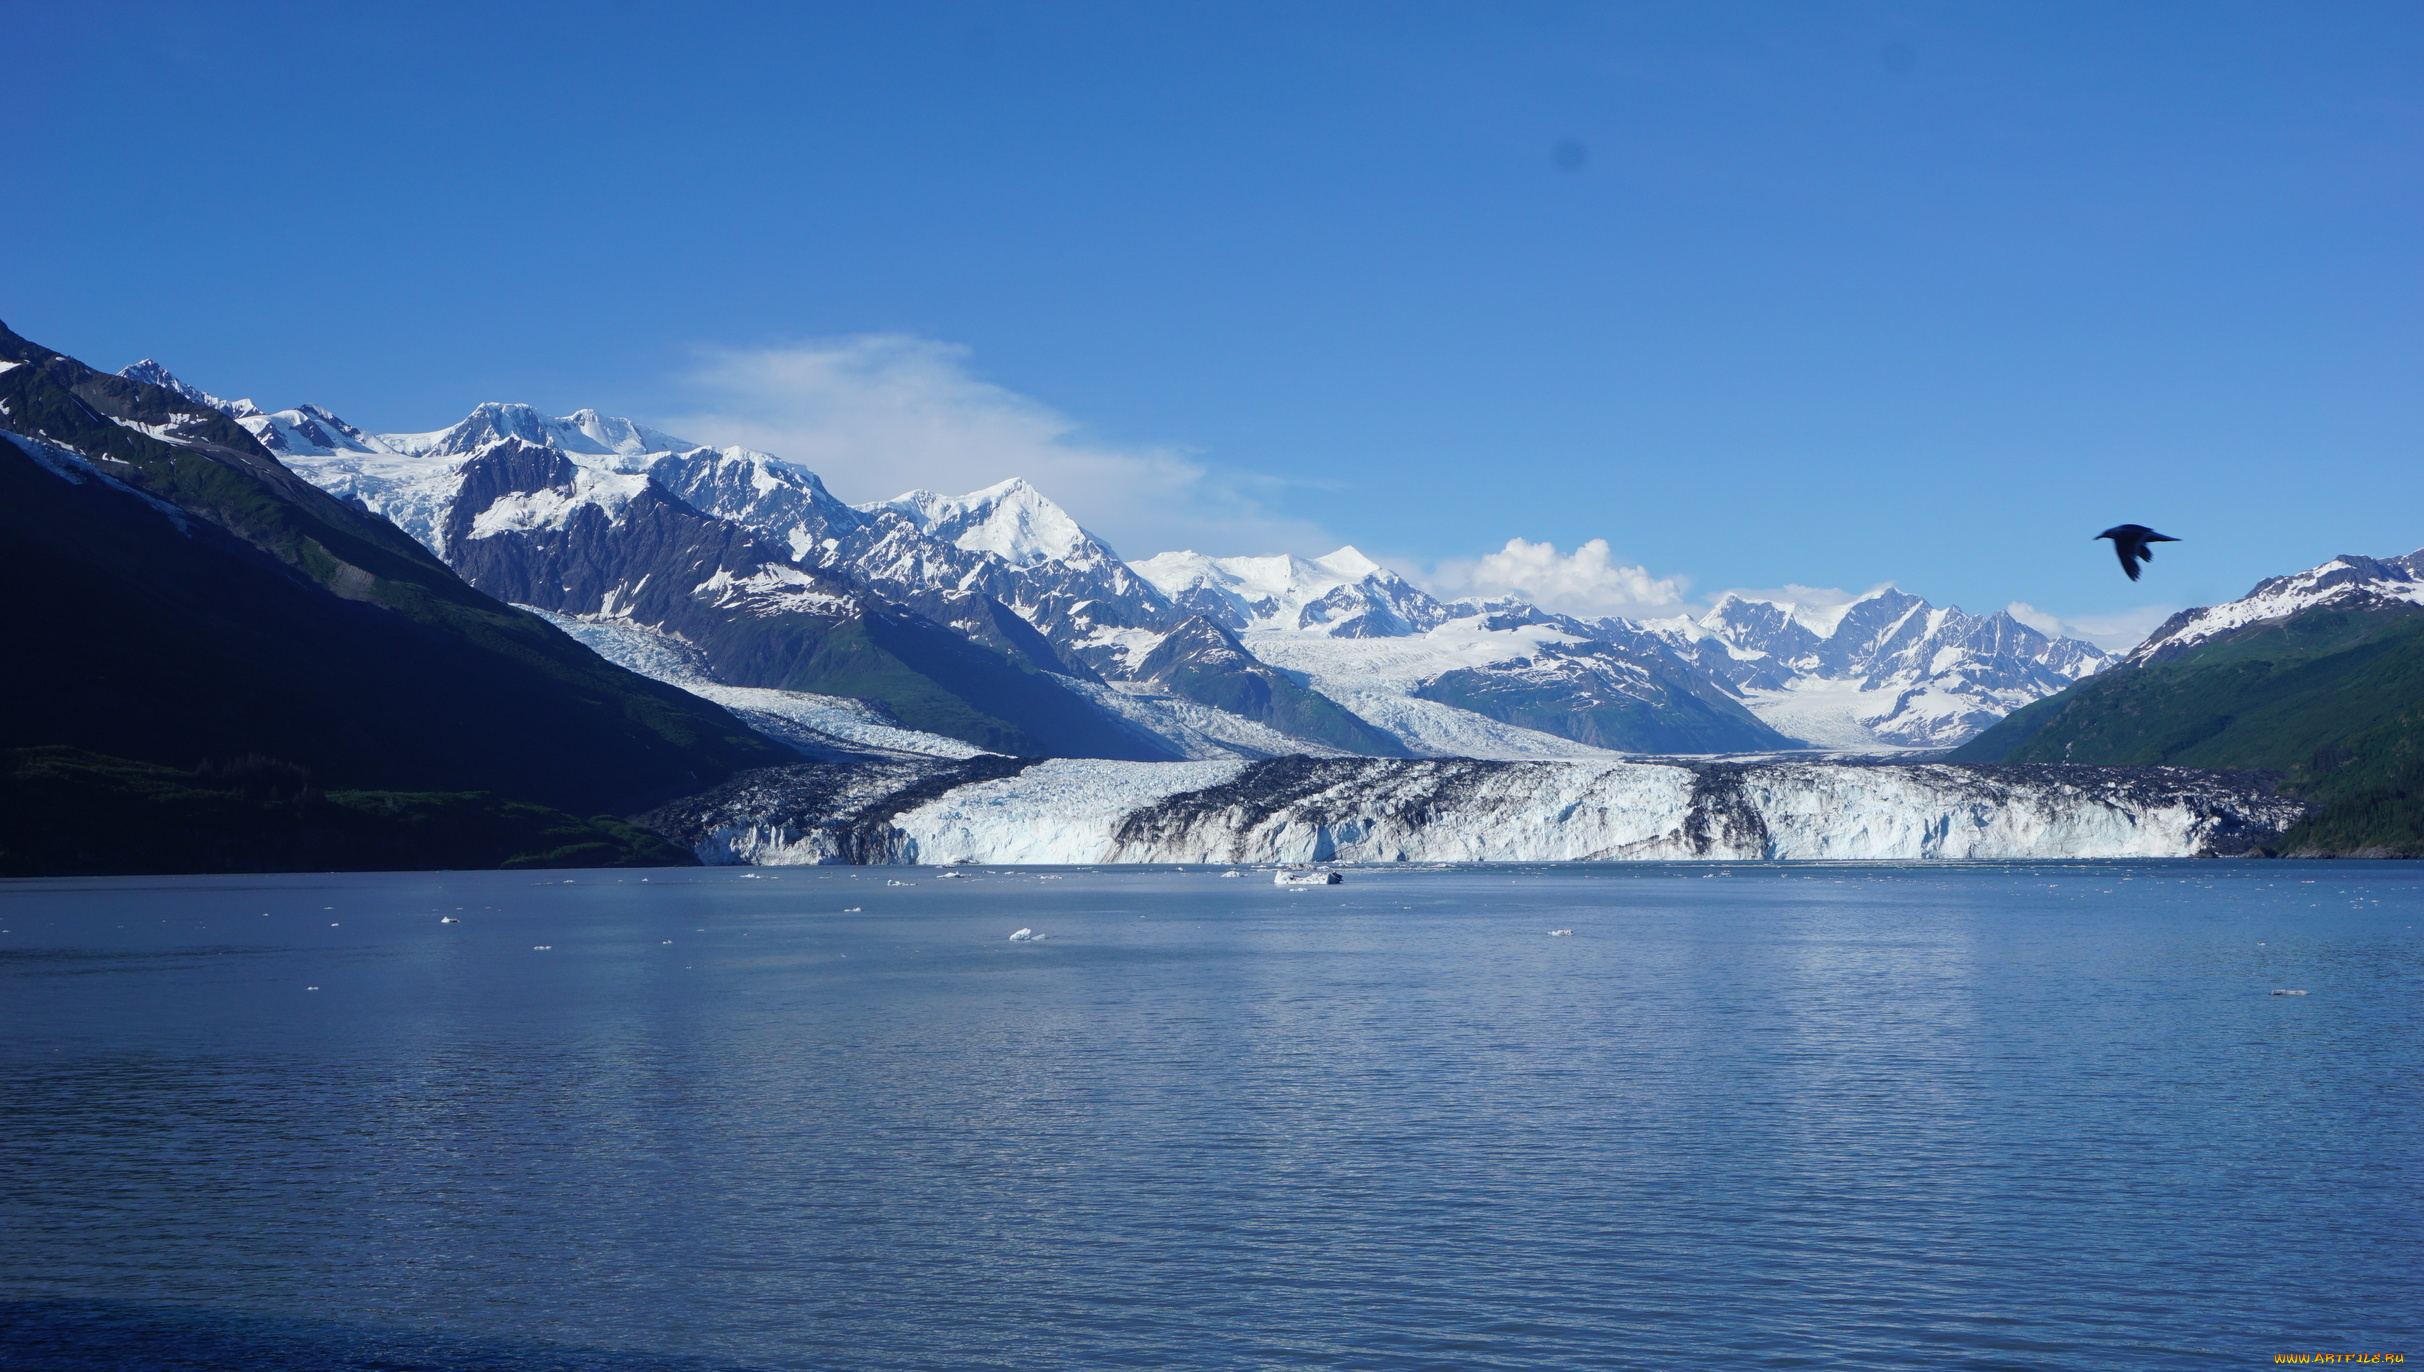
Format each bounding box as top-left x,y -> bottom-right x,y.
1549,929 -> 1574,936
2270,989 -> 2308,996
1008,928 -> 1042,942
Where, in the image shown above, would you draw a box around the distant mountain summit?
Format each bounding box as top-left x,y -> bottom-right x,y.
1134,548 -> 1452,639
382,401 -> 694,460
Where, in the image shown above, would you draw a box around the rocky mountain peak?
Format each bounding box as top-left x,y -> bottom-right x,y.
379,403 -> 689,460
115,359 -> 262,420
864,477 -> 1102,568
1129,547 -> 1450,637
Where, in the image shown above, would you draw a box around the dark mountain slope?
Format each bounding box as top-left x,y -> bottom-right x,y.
1415,640 -> 1794,754
1950,601 -> 2424,855
1135,617 -> 1410,757
0,322 -> 790,824
0,748 -> 689,877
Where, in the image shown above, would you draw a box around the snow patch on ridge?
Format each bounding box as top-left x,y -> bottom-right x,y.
5,432 -> 195,531
469,467 -> 652,537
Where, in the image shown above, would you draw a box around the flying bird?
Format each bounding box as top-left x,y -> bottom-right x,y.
2096,525 -> 2178,581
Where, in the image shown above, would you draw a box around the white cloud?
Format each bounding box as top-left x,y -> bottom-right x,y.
658,335 -> 1331,561
2007,601 -> 2177,652
1424,537 -> 1691,619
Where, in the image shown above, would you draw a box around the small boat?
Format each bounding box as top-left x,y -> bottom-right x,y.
1275,868 -> 1342,886
1549,929 -> 1573,937
439,916 -> 460,924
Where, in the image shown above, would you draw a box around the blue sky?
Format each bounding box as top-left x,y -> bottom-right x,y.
9,1 -> 2419,643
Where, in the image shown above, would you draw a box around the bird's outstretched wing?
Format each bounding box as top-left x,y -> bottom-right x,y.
2112,537 -> 2145,580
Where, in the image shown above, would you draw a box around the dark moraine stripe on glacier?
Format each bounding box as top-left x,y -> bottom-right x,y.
1112,757 -> 1514,854
641,756 -> 1045,865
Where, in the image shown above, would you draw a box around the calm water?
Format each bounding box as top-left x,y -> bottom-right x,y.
1,862 -> 2417,1370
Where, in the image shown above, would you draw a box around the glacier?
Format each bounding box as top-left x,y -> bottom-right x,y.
642,756 -> 2304,867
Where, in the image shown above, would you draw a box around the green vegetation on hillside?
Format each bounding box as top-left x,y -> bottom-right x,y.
689,608 -> 1179,760
0,748 -> 693,877
1950,603 -> 2424,855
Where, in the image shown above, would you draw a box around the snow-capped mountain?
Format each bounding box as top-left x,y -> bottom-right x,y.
216,391 -> 1375,757
1131,549 -> 1792,756
1644,588 -> 2115,748
839,479 -> 1182,677
400,430 -> 1181,761
126,380 -> 1178,760
301,400 -> 1181,679
2126,549 -> 2424,666
117,358 -> 262,420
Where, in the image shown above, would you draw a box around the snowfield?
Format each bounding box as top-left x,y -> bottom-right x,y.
535,609 -> 987,760
1239,625 -> 1633,760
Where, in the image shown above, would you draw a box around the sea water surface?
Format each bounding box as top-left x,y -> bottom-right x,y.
2,862 -> 2417,1370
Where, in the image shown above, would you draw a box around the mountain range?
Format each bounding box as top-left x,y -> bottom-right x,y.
161,373 -> 2112,765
